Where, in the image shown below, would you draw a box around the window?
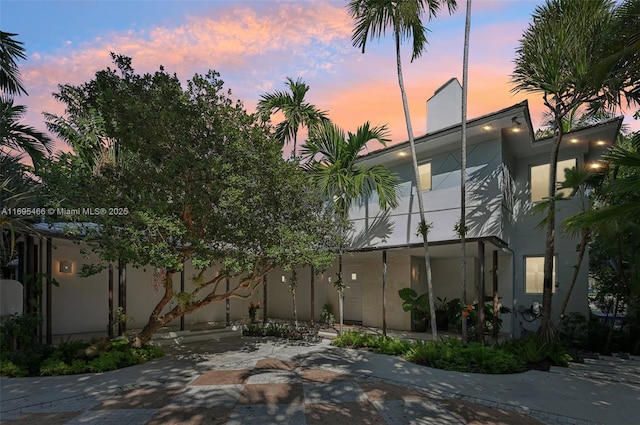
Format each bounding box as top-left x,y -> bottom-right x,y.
525,256 -> 556,294
530,158 -> 576,202
418,162 -> 431,191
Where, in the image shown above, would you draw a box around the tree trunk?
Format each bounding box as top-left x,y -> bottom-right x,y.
310,266 -> 315,327
382,250 -> 387,336
460,0 -> 472,345
538,122 -> 564,343
394,29 -> 437,340
557,229 -> 590,336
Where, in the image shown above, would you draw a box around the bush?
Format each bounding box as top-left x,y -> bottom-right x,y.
0,359 -> 28,377
243,323 -> 317,341
0,339 -> 164,377
320,303 -> 336,326
502,336 -> 571,369
0,313 -> 43,352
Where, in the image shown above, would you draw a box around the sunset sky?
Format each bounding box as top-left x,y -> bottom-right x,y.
3,0 -> 639,156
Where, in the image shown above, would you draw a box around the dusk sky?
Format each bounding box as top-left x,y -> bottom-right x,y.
3,0 -> 639,156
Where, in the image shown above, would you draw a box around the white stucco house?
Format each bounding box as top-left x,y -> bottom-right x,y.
2,78 -> 621,342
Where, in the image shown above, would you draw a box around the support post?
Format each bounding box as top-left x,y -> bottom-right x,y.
108,263 -> 114,339
493,249 -> 499,340
477,241 -> 485,342
46,238 -> 52,344
310,266 -> 315,326
262,275 -> 268,324
382,250 -> 387,336
118,260 -> 126,336
180,267 -> 185,331
38,239 -> 43,342
226,277 -> 230,326
24,235 -> 35,315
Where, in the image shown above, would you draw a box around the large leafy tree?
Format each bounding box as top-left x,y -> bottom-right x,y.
40,56 -> 340,347
302,121 -> 399,334
348,0 -> 457,338
511,0 -> 640,342
257,77 -> 329,158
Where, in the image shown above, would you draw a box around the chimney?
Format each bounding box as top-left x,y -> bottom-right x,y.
427,78 -> 462,133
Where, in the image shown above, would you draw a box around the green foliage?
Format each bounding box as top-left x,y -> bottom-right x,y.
320,303 -> 336,326
243,323 -> 314,340
0,312 -> 42,352
39,54 -> 341,345
398,288 -> 430,318
0,359 -> 27,377
332,332 -> 575,373
502,336 -> 572,368
0,338 -> 163,377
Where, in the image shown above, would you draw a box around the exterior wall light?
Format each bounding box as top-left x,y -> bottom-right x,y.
351,272 -> 357,281
59,260 -> 73,274
281,275 -> 286,283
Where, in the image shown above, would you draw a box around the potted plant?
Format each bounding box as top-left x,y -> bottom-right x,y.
435,297 -> 452,331
248,302 -> 261,323
398,288 -> 430,332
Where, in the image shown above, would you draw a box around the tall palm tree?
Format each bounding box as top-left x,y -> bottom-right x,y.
460,0 -> 471,343
1,101 -> 51,166
257,77 -> 329,158
348,0 -> 458,339
0,31 -> 51,165
511,0 -> 638,342
302,121 -> 399,334
0,31 -> 28,97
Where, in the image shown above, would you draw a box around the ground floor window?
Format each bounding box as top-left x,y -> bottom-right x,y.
525,256 -> 556,294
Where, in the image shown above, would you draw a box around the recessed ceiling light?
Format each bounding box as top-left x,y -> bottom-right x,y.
570,138 -> 579,143
596,140 -> 606,146
482,124 -> 493,131
398,151 -> 408,157
589,162 -> 602,170
512,127 -> 521,133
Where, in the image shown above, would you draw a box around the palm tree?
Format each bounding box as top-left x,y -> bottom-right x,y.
0,32 -> 51,165
302,121 -> 399,334
511,0 -> 639,342
348,0 -> 457,339
0,31 -> 28,97
257,77 -> 329,158
1,101 -> 51,166
459,0 -> 472,343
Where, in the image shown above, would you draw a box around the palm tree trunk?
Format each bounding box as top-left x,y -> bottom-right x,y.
557,229 -> 590,335
539,120 -> 564,343
394,30 -> 437,339
460,0 -> 472,345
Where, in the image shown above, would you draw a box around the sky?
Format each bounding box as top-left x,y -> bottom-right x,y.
2,0 -> 638,157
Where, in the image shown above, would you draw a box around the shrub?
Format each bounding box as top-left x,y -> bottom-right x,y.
0,313 -> 42,352
0,359 -> 28,377
320,303 -> 336,326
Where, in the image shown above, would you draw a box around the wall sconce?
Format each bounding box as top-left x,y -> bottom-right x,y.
351,272 -> 357,281
511,117 -> 522,133
59,260 -> 73,274
281,275 -> 286,283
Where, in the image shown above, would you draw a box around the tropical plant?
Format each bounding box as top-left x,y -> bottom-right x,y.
398,287 -> 430,331
302,120 -> 399,334
348,0 -> 458,340
257,77 -> 329,158
0,31 -> 27,97
511,0 -> 640,342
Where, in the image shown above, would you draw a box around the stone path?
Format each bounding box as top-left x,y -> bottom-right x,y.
1,338 -> 637,424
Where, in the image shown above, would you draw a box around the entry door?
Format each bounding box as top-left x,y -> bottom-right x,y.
344,269 -> 363,323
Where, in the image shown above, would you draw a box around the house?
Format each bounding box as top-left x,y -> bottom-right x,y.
1,79 -> 621,342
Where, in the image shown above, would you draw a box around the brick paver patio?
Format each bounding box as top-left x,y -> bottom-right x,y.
1,357 -> 545,425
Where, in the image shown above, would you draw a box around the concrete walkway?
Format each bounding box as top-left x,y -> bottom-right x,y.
1,338 -> 638,424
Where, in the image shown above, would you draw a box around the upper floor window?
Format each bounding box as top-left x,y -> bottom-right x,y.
530,158 -> 576,202
418,162 -> 431,191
